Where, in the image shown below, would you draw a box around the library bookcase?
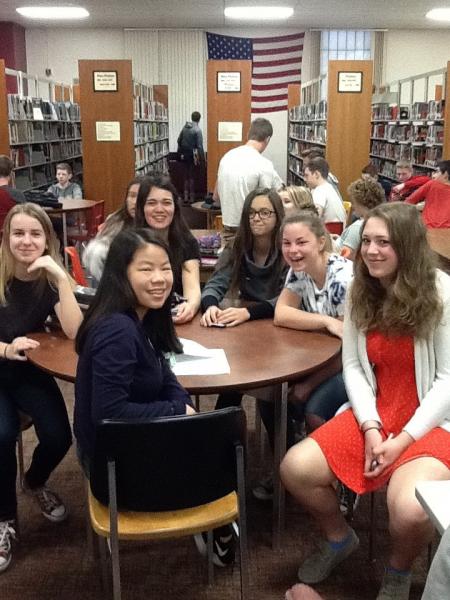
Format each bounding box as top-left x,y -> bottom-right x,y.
287,60 -> 373,198
0,59 -> 82,194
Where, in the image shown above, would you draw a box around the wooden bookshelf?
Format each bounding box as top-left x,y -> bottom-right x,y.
288,60 -> 373,198
370,62 -> 450,182
79,59 -> 169,217
0,60 -> 82,193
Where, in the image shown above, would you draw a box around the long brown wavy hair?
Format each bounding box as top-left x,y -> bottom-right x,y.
351,203 -> 442,338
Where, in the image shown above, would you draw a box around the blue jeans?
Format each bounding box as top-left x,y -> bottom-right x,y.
0,362 -> 72,520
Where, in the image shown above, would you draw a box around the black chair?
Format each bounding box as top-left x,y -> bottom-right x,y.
87,407 -> 249,600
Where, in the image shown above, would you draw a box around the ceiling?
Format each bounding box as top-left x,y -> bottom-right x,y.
1,0 -> 450,30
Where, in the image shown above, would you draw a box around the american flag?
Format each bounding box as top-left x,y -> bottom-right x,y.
206,31 -> 304,113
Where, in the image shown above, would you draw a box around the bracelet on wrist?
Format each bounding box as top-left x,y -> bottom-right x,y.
363,426 -> 380,435
3,344 -> 9,360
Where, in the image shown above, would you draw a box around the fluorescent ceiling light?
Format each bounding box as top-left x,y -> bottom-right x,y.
426,8 -> 450,21
16,6 -> 89,19
224,6 -> 294,20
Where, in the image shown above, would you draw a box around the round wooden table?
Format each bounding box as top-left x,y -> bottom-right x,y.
27,317 -> 340,548
191,201 -> 221,229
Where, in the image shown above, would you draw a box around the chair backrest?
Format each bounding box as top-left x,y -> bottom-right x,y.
65,245 -> 88,286
342,201 -> 352,225
0,189 -> 16,233
325,221 -> 344,235
90,407 -> 247,512
86,203 -> 105,237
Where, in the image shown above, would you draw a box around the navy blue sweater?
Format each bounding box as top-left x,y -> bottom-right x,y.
74,311 -> 191,459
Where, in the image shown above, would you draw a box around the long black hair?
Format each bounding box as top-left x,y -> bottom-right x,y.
98,176 -> 148,240
75,229 -> 182,354
134,174 -> 196,286
229,188 -> 285,293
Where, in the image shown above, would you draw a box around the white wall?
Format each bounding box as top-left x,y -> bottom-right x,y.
384,29 -> 450,84
26,28 -> 125,83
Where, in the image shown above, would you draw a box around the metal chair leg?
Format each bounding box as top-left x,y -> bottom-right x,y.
17,432 -> 26,490
369,491 -> 376,562
98,535 -> 110,598
207,529 -> 214,585
236,444 -> 249,600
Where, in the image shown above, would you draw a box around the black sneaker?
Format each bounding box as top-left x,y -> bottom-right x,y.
252,475 -> 274,501
194,524 -> 236,567
0,520 -> 16,573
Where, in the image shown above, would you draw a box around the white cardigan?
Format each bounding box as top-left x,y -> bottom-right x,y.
342,270 -> 450,440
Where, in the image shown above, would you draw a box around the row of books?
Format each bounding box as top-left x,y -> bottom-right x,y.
8,95 -> 80,122
288,139 -> 312,158
288,156 -> 304,180
289,101 -> 327,122
134,121 -> 169,145
371,100 -> 445,122
9,120 -> 81,145
371,122 -> 444,145
289,122 -> 327,145
134,140 -> 169,170
10,140 -> 82,168
133,97 -> 167,122
135,156 -> 169,176
371,141 -> 440,166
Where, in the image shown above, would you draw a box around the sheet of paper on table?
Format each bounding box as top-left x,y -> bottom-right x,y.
172,338 -> 230,376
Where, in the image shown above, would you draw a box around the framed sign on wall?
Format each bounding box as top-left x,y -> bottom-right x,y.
337,71 -> 363,93
217,71 -> 241,93
93,71 -> 118,92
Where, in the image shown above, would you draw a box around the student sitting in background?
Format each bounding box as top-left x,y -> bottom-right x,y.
303,158 -> 346,227
406,160 -> 450,228
361,162 -> 391,199
0,203 -> 82,573
389,160 -> 429,202
47,162 -> 82,200
301,148 -> 342,200
200,187 -> 286,406
334,178 -> 385,260
0,155 -> 26,204
281,203 -> 450,600
278,185 -> 316,216
83,176 -> 146,283
135,175 -> 201,324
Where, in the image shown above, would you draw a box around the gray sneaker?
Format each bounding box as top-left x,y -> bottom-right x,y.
23,483 -> 68,523
376,570 -> 412,600
0,520 -> 16,573
252,475 -> 274,501
297,527 -> 359,584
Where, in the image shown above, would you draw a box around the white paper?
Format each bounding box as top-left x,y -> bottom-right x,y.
172,338 -> 230,376
218,121 -> 242,142
96,121 -> 121,142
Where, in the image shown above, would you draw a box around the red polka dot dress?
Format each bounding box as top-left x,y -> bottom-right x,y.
310,331 -> 450,494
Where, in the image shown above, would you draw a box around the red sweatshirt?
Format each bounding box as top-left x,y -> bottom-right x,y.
406,180 -> 450,228
389,175 -> 430,201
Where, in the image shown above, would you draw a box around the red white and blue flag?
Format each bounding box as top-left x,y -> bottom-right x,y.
206,31 -> 304,113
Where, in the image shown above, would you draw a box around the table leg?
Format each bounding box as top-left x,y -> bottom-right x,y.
62,213 -> 69,269
273,381 -> 288,550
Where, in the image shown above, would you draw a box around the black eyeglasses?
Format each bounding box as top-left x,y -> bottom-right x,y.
249,209 -> 276,220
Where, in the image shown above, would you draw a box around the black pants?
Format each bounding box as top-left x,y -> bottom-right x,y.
0,362 -> 72,520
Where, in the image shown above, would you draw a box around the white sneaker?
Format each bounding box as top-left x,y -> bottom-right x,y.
0,520 -> 16,573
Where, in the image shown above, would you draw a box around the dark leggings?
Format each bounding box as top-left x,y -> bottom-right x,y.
216,372 -> 348,454
0,362 -> 72,520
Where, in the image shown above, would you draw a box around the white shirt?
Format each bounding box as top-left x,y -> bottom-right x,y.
312,181 -> 346,224
217,144 -> 282,227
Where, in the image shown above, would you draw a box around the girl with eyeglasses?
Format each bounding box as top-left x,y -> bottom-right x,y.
200,187 -> 286,328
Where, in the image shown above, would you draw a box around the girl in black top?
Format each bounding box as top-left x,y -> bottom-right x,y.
0,203 -> 82,573
135,175 -> 201,323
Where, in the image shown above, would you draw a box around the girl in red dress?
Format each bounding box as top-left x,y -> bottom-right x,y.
281,203 -> 450,600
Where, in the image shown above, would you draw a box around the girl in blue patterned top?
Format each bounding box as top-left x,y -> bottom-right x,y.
274,212 -> 353,432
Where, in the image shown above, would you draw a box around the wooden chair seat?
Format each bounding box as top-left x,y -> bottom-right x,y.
89,489 -> 238,541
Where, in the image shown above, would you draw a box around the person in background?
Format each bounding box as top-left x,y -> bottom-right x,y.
74,229 -> 235,568
83,176 -> 147,283
0,203 -> 82,573
177,111 -> 204,203
281,203 -> 450,600
278,185 -> 316,216
361,162 -> 391,199
0,155 -> 26,204
389,160 -> 429,202
252,212 -> 352,502
135,174 -> 201,323
214,118 -> 283,248
303,158 -> 346,227
406,160 -> 450,228
334,178 -> 386,260
301,148 -> 342,201
47,162 -> 82,200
